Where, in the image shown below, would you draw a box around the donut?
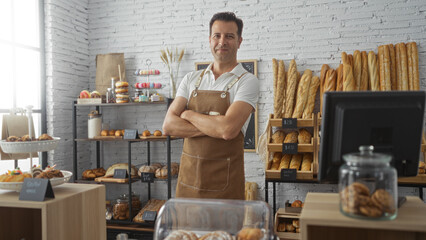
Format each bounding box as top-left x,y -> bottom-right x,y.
115,81 -> 129,88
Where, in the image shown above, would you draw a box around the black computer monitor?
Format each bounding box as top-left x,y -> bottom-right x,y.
318,91 -> 425,183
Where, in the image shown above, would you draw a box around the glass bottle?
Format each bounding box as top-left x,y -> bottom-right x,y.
339,145 -> 397,220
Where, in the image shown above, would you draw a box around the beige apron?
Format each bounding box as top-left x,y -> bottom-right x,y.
176,70 -> 247,200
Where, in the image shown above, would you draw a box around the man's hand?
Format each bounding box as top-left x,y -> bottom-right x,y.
180,101 -> 254,140
162,97 -> 205,138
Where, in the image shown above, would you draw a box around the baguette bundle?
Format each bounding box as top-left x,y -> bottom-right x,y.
284,60 -> 298,118
302,76 -> 320,119
353,50 -> 362,91
292,70 -> 312,118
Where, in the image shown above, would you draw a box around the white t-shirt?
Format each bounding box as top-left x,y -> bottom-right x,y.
176,63 -> 259,136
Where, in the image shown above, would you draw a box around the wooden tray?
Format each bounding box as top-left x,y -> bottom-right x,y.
139,135 -> 166,139
269,113 -> 315,128
95,176 -> 139,183
93,136 -> 123,139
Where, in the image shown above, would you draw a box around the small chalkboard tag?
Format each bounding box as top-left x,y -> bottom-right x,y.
281,169 -> 297,181
282,118 -> 297,129
123,129 -> 139,139
113,169 -> 128,179
141,172 -> 155,183
282,143 -> 298,154
142,210 -> 157,222
19,178 -> 55,201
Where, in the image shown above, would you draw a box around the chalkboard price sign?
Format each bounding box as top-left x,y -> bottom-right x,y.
281,169 -> 297,181
282,118 -> 297,129
123,129 -> 139,139
113,169 -> 128,179
142,211 -> 157,222
19,178 -> 55,201
282,143 -> 298,154
141,172 -> 155,183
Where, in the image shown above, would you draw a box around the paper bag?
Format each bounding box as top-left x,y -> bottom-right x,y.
1,114 -> 38,160
95,53 -> 126,95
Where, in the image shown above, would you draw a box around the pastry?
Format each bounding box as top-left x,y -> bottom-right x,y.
142,130 -> 151,137
291,200 -> 302,208
298,128 -> 311,144
82,169 -> 96,179
271,130 -> 285,143
302,76 -> 319,119
289,154 -> 302,170
153,130 -> 162,136
116,94 -> 129,103
292,69 -> 312,119
38,133 -> 53,141
368,51 -> 380,91
279,154 -> 292,169
360,51 -> 369,91
237,228 -> 263,240
301,153 -> 313,171
353,50 -> 361,91
284,131 -> 298,143
6,136 -> 19,142
283,60 -> 298,118
21,135 -> 32,141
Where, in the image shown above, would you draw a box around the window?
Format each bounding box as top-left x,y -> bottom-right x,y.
0,0 -> 45,173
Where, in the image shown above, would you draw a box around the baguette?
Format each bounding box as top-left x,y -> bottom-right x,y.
378,45 -> 385,90
398,43 -> 409,90
271,130 -> 285,143
289,154 -> 303,170
368,51 -> 380,91
292,69 -> 312,118
383,45 -> 391,90
324,69 -> 337,92
360,51 -> 369,91
343,64 -> 355,91
301,153 -> 313,171
279,154 -> 292,169
341,52 -> 349,65
284,60 -> 298,118
353,50 -> 362,90
409,42 -> 420,90
272,58 -> 280,118
348,54 -> 354,69
388,44 -> 397,90
407,42 -> 413,90
319,64 -> 330,114
275,60 -> 286,118
395,43 -> 402,90
298,128 -> 312,144
272,152 -> 282,163
284,131 -> 299,143
336,64 -> 344,91
302,76 -> 320,119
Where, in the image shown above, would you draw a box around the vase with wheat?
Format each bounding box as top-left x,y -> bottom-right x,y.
160,47 -> 184,99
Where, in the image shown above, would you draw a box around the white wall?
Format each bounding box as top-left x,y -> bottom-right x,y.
46,0 -> 426,204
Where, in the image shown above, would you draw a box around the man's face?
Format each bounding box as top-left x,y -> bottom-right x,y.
209,20 -> 242,64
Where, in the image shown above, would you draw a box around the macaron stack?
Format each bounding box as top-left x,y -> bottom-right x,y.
115,81 -> 129,103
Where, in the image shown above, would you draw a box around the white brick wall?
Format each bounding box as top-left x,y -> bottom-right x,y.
46,0 -> 426,204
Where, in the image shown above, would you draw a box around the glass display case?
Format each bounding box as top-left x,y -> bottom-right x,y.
154,198 -> 275,240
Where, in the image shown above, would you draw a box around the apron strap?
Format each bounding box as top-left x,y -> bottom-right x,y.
221,72 -> 248,98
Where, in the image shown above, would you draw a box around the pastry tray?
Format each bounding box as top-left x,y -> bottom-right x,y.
0,170 -> 72,192
0,137 -> 60,153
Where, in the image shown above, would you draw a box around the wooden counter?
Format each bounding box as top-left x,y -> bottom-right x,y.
0,183 -> 106,240
300,193 -> 426,240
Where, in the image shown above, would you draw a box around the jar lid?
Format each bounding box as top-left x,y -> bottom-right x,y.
343,145 -> 392,164
88,110 -> 101,117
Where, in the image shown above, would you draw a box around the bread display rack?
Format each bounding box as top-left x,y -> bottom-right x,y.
72,100 -> 178,237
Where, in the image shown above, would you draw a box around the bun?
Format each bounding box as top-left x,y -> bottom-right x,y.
21,135 -> 32,141
292,219 -> 300,228
142,130 -> 151,137
6,136 -> 19,142
277,223 -> 286,232
115,130 -> 123,137
115,81 -> 129,88
153,130 -> 162,136
108,130 -> 116,136
291,200 -> 303,208
101,130 -> 108,136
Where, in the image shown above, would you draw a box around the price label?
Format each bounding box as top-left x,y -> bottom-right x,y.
141,172 -> 155,183
113,169 -> 128,179
281,169 -> 297,181
142,210 -> 157,222
282,118 -> 297,129
282,143 -> 298,154
19,178 -> 55,201
124,129 -> 139,139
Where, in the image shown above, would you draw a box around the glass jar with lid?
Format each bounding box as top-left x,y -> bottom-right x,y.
339,145 -> 397,220
122,192 -> 142,216
113,196 -> 129,220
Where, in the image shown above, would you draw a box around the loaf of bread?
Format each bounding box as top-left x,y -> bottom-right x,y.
353,50 -> 362,91
272,130 -> 285,143
324,69 -> 337,92
398,43 -> 409,90
409,42 -> 419,90
298,128 -> 311,144
292,69 -> 312,118
302,76 -> 320,119
105,163 -> 138,177
284,131 -> 298,143
279,154 -> 292,169
301,153 -> 313,171
336,64 -> 344,91
138,163 -> 163,175
284,60 -> 298,118
343,64 -> 355,91
368,51 -> 380,91
360,51 -> 369,91
289,154 -> 302,170
320,64 -> 330,114
388,44 -> 397,90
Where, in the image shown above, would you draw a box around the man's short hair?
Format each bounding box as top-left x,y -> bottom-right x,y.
209,12 -> 243,38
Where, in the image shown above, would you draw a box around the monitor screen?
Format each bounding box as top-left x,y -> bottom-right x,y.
318,91 -> 425,183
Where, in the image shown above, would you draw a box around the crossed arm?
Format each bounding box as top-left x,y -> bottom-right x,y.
162,96 -> 254,140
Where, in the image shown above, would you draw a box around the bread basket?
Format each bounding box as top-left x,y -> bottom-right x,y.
0,137 -> 61,153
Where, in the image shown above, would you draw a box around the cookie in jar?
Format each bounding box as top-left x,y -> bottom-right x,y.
113,197 -> 129,220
